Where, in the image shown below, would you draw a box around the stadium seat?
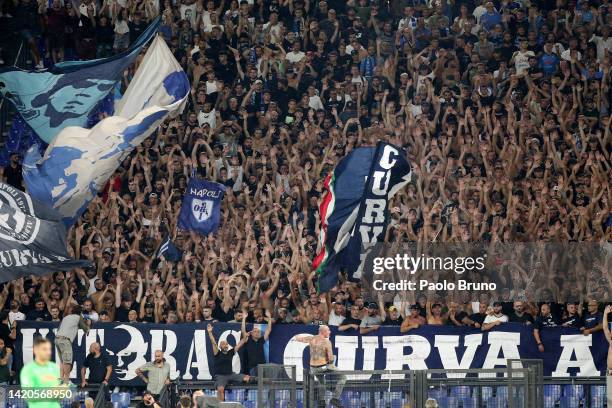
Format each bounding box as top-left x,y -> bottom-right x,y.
390,398 -> 403,408
563,384 -> 584,399
110,393 -> 130,408
450,386 -> 471,399
591,385 -> 612,408
559,396 -> 581,408
481,387 -> 494,400
247,390 -> 258,402
496,386 -> 508,399
427,388 -> 446,400
436,396 -> 459,408
486,396 -> 507,408
460,397 -> 478,408
591,385 -> 606,399
543,385 -> 562,400
543,395 -> 556,408
242,401 -> 256,408
233,389 -> 245,401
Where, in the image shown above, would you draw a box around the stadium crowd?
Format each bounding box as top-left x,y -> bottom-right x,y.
0,0 -> 610,348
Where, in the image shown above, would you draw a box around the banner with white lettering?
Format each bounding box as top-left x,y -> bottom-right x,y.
15,322 -> 608,385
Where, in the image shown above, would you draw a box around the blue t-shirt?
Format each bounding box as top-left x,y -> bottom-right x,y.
583,312 -> 602,329
480,11 -> 502,31
539,53 -> 559,75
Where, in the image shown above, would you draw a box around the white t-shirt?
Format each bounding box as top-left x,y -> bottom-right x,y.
8,311 -> 25,325
560,49 -> 581,62
263,22 -> 282,43
328,311 -> 345,327
197,108 -> 216,128
483,313 -> 509,325
180,3 -> 197,27
589,35 -> 612,62
114,19 -> 129,35
473,5 -> 486,23
308,95 -> 324,110
513,50 -> 535,75
285,51 -> 305,63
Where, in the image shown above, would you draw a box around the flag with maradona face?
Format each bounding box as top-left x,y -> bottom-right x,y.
23,36 -> 190,226
0,17 -> 160,144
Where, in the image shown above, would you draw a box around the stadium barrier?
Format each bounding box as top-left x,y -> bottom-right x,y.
169,361 -> 608,408
256,364 -> 298,408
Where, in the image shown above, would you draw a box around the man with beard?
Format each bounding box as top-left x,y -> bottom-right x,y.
295,325 -> 346,408
206,324 -> 251,402
135,350 -> 171,398
81,342 -> 112,400
241,310 -> 273,375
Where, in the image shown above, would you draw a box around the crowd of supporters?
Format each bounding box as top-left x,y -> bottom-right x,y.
0,0 -> 610,340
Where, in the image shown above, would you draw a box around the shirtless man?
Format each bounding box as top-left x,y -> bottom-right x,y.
400,304 -> 426,332
603,305 -> 612,406
295,325 -> 346,408
426,301 -> 445,325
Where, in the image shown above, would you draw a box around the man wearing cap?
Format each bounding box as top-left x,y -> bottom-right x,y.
401,305 -> 426,332
359,302 -> 382,334
482,302 -> 508,331
140,302 -> 156,323
382,305 -> 403,326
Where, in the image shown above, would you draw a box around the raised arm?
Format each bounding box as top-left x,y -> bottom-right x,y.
293,334 -> 313,343
604,305 -> 611,345
207,324 -> 219,355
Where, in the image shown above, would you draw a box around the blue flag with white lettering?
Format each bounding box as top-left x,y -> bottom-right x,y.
178,179 -> 225,235
314,142 -> 411,292
0,17 -> 160,144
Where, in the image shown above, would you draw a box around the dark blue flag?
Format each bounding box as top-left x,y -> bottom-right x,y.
178,179 -> 225,235
0,183 -> 90,282
156,235 -> 183,262
314,142 -> 411,292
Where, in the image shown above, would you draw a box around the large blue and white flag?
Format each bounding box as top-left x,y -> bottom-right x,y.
23,36 -> 190,226
178,179 -> 225,235
0,17 -> 160,144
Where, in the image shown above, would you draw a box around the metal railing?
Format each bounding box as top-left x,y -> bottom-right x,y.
257,364 -> 297,408
170,363 -> 608,408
